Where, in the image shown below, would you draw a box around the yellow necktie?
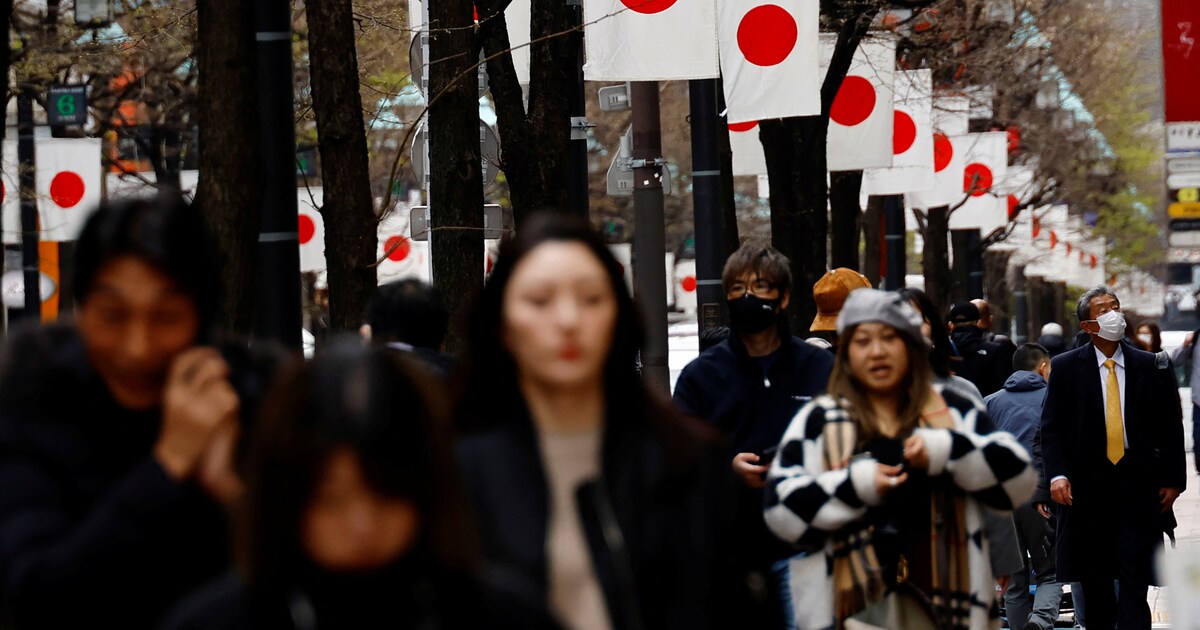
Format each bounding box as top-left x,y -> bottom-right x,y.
1104,359 -> 1124,464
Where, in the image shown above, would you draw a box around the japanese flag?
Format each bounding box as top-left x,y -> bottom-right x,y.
35,138 -> 102,242
505,0 -> 532,85
862,69 -> 934,194
298,187 -> 326,273
998,165 -> 1035,222
906,97 -> 969,208
1,142 -> 17,245
377,204 -> 429,285
823,34 -> 897,172
719,0 -> 819,123
583,0 -> 719,81
948,132 -> 1008,233
729,121 -> 767,175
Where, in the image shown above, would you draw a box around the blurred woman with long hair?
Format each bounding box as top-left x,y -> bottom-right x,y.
455,213 -> 735,629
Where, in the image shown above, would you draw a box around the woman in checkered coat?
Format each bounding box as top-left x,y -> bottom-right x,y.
764,290 -> 1035,630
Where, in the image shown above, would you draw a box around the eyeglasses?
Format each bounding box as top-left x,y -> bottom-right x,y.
727,279 -> 776,299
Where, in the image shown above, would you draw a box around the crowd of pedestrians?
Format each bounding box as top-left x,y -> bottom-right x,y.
0,194 -> 1186,630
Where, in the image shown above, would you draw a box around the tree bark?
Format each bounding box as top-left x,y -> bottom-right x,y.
307,0 -> 378,334
829,170 -> 862,270
430,0 -> 485,352
922,205 -> 952,315
479,0 -> 573,225
195,0 -> 262,335
862,195 -> 884,284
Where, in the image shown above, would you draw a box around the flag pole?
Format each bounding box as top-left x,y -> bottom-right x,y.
689,78 -> 724,333
631,81 -> 668,396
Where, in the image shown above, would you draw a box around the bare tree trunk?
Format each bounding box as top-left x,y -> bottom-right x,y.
717,84 -> 740,257
430,0 -> 485,352
479,0 -> 573,224
307,0 -> 377,334
922,205 -> 952,314
829,170 -> 862,270
862,195 -> 883,284
195,0 -> 262,334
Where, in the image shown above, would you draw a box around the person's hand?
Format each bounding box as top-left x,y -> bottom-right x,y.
997,575 -> 1010,592
194,416 -> 245,506
154,348 -> 240,481
1035,503 -> 1052,519
1160,487 -> 1182,513
1050,478 -> 1072,506
875,463 -> 907,497
902,434 -> 930,470
732,452 -> 767,489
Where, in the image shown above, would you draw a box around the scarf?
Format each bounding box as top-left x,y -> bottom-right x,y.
827,390 -> 974,630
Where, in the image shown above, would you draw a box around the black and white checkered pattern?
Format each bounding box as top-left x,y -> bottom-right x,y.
763,384 -> 1036,629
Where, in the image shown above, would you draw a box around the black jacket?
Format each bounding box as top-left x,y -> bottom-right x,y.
456,401 -> 739,630
1040,341 -> 1185,583
950,326 -> 1011,397
0,326 -> 231,628
672,332 -> 834,566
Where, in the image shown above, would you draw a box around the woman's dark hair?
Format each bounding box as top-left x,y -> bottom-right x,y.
897,287 -> 956,378
458,212 -> 646,429
1136,320 -> 1163,353
240,340 -> 477,590
73,194 -> 221,334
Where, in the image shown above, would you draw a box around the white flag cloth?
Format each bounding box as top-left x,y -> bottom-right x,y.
907,97 -> 970,208
862,69 -> 933,194
583,0 -> 719,81
719,0 -> 819,123
506,0 -> 532,85
948,131 -> 1008,233
823,34 -> 897,172
729,121 -> 767,175
2,138 -> 103,243
998,165 -> 1035,221
377,204 -> 430,284
298,187 -> 326,273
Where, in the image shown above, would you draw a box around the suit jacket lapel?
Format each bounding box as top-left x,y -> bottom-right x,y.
1078,344 -> 1104,441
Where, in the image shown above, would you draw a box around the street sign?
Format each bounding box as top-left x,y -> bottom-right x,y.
606,127 -> 633,196
47,85 -> 87,126
1169,247 -> 1200,263
1168,122 -> 1200,152
1168,158 -> 1200,174
409,204 -> 507,241
1171,219 -> 1200,232
598,84 -> 631,112
1169,201 -> 1200,218
1169,230 -> 1200,247
296,147 -> 318,178
1169,173 -> 1200,189
410,121 -> 500,186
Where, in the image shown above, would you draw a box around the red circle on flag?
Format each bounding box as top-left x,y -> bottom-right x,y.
736,5 -> 798,67
298,214 -> 316,244
1007,194 -> 1019,219
621,0 -> 677,15
728,121 -> 758,133
681,276 -> 697,292
1,181 -> 5,204
963,163 -> 992,196
933,133 -> 953,172
50,171 -> 86,208
830,76 -> 876,127
385,236 -> 410,262
893,110 -> 917,155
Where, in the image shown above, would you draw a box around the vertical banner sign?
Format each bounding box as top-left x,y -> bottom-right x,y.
861,69 -> 934,195
1162,0 -> 1200,123
822,34 -> 897,172
583,0 -> 719,80
718,0 -> 820,123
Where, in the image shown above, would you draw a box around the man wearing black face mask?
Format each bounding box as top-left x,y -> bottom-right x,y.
673,242 -> 834,629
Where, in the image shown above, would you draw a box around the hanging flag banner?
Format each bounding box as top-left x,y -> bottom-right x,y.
823,34 -> 897,172
1163,0 -> 1200,123
949,131 -> 1008,233
729,120 -> 767,175
35,139 -> 103,242
907,97 -> 969,209
297,187 -> 326,273
862,69 -> 933,195
719,0 -> 819,123
583,0 -> 719,81
506,0 -> 532,86
997,164 -> 1035,220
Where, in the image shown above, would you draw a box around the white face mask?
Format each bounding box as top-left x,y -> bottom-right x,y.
1095,310 -> 1126,342
1137,333 -> 1153,346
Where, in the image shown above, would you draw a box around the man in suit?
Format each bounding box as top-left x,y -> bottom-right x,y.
1040,286 -> 1185,630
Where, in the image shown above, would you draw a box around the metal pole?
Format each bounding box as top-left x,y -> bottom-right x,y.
689,79 -> 724,333
251,0 -> 302,350
631,81 -> 668,396
883,194 -> 905,290
17,90 -> 38,320
567,0 -> 588,217
1013,264 -> 1028,344
967,228 -> 984,299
